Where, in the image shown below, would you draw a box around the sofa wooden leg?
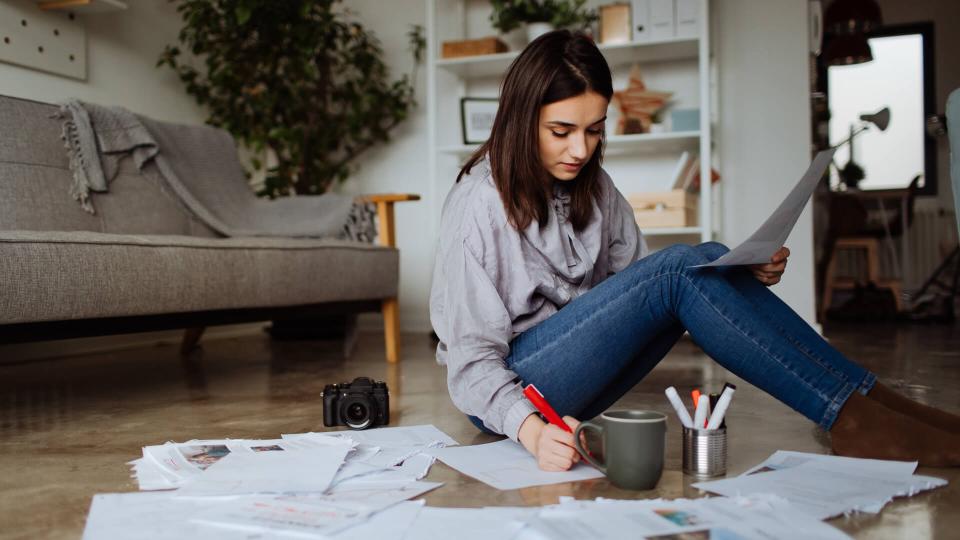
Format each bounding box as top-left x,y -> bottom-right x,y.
356,194 -> 420,364
383,298 -> 400,363
181,326 -> 206,355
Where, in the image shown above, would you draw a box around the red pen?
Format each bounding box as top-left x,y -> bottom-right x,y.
523,384 -> 572,433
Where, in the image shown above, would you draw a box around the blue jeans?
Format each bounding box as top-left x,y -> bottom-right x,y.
469,242 -> 876,435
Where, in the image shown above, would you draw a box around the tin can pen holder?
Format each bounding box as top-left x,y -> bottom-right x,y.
682,426 -> 727,478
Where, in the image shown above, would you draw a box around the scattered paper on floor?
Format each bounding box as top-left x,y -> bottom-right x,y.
426,438 -> 604,490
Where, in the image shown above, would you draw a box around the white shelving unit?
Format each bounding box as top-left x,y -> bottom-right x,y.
426,0 -> 715,243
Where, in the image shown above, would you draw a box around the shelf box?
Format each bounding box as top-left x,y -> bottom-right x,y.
630,189 -> 698,228
628,190 -> 697,210
635,207 -> 698,228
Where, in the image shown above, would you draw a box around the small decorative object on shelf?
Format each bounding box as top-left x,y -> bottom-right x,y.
613,64 -> 672,134
489,0 -> 598,45
600,3 -> 631,45
461,98 -> 499,144
670,107 -> 700,132
441,37 -> 508,59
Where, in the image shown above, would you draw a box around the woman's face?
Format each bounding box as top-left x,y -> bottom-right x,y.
537,91 -> 608,181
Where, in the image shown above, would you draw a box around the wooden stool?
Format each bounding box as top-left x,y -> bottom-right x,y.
820,237 -> 903,319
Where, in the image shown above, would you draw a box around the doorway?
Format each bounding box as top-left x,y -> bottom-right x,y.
812,23 -> 942,322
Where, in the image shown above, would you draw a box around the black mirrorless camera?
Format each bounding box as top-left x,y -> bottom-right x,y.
322,377 -> 389,430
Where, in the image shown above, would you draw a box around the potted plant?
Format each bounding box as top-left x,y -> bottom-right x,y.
158,0 -> 425,198
490,0 -> 598,44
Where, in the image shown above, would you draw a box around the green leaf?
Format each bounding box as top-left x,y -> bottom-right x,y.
235,5 -> 252,25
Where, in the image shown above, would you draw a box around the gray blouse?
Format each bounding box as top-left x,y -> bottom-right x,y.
429,157 -> 648,441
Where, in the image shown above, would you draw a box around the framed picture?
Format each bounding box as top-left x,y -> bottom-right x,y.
460,97 -> 499,144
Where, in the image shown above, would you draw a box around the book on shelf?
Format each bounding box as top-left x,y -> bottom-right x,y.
669,153 -> 719,192
673,154 -> 700,192
669,151 -> 692,190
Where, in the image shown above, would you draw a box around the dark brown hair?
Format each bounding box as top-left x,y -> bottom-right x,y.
457,30 -> 613,231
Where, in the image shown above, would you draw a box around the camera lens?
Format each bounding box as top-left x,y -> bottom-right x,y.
347,403 -> 367,422
342,399 -> 373,429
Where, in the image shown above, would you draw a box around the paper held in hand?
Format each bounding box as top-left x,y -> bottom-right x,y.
694,148 -> 837,268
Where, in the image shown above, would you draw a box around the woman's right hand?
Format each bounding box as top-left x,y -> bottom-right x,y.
518,413 -> 582,471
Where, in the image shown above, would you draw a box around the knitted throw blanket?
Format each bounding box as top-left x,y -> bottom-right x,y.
55,100 -> 158,213
53,100 -> 371,241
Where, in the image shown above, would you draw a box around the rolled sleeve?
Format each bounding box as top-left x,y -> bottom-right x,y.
503,396 -> 538,442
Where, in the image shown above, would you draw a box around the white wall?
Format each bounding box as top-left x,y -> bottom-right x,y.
714,0 -> 817,326
0,0 -> 205,123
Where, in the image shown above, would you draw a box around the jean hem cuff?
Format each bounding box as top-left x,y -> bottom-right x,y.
857,372 -> 878,395
820,381 -> 858,431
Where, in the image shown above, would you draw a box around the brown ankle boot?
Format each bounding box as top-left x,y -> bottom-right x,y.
868,382 -> 960,433
831,392 -> 960,467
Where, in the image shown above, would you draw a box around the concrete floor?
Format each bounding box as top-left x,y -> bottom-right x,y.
1,321 -> 958,539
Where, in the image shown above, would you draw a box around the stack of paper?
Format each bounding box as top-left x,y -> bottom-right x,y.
129,436 -> 352,491
86,425 -> 457,539
693,450 -> 948,520
176,446 -> 351,496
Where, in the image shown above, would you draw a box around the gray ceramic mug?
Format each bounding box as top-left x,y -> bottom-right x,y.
573,410 -> 666,490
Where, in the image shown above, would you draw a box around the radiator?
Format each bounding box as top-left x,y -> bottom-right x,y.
833,208 -> 958,291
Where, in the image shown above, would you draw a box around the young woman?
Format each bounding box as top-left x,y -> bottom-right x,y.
429,30 -> 960,471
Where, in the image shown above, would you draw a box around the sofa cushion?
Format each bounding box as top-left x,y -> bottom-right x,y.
0,231 -> 398,324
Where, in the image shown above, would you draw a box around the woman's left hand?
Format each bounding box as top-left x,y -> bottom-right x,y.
749,246 -> 790,286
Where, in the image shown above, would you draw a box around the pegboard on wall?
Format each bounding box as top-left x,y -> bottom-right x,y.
0,0 -> 86,80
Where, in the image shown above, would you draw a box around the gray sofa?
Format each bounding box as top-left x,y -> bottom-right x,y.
0,95 -> 406,361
